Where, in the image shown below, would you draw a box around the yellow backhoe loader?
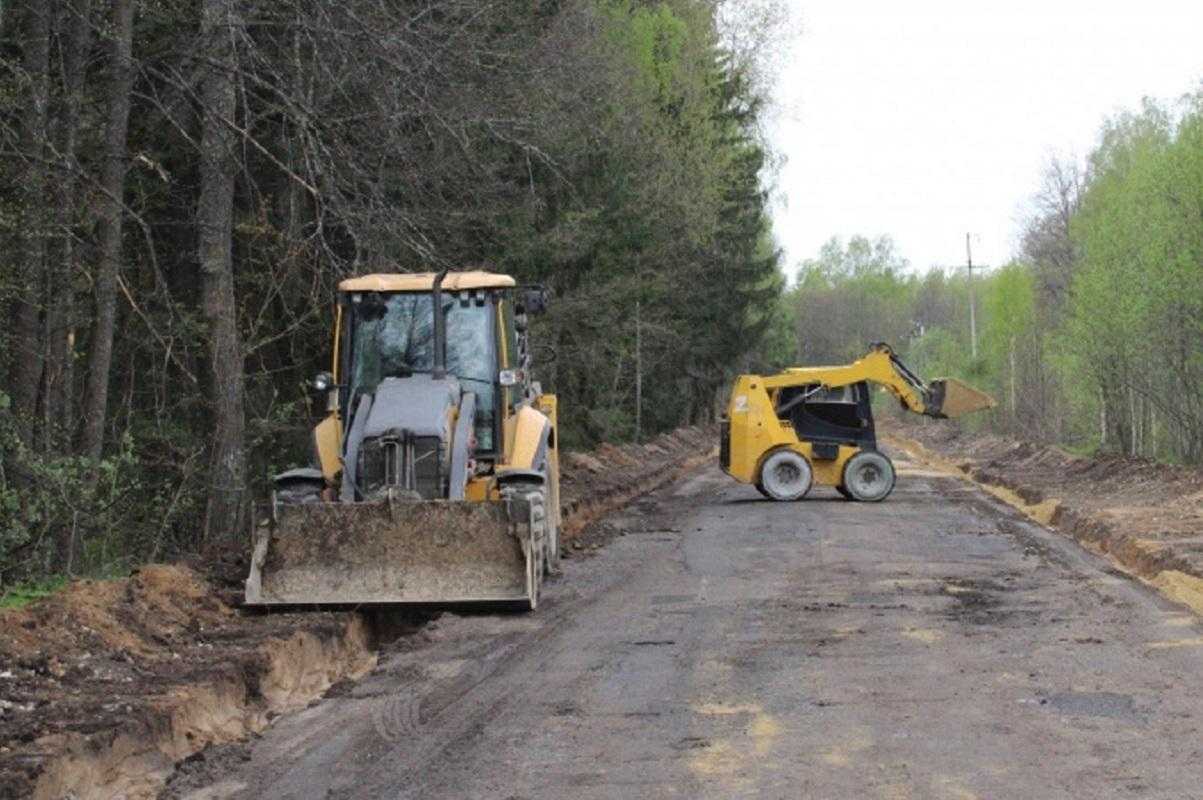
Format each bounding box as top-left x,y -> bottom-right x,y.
245,270 -> 560,609
720,343 -> 994,502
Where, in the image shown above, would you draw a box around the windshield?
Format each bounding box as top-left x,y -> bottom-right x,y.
349,293 -> 498,450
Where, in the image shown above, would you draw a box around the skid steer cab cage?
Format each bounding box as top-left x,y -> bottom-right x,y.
720,343 -> 995,503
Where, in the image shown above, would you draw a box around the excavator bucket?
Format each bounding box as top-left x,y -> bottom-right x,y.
927,377 -> 997,418
244,499 -> 541,607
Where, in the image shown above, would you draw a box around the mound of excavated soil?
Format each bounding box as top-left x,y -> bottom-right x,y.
885,416 -> 1203,614
559,427 -> 715,539
0,563 -> 374,800
0,427 -> 715,800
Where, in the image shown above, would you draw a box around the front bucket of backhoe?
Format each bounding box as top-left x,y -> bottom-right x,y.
928,378 -> 997,418
244,500 -> 535,606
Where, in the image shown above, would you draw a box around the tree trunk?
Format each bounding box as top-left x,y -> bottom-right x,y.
7,1 -> 52,448
80,0 -> 135,460
43,0 -> 93,458
198,0 -> 247,544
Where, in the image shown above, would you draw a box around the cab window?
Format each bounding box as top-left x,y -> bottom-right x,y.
348,292 -> 500,452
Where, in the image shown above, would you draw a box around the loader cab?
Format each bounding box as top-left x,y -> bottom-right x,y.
335,271 -> 520,461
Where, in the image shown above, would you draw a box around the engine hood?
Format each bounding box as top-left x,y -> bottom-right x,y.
362,374 -> 460,440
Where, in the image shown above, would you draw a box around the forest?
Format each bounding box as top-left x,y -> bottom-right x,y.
0,0 -> 783,587
2,0 -> 1199,596
783,91 -> 1203,467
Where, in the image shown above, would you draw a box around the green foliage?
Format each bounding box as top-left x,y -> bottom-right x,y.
785,90 -> 1203,461
792,236 -> 918,365
0,401 -> 160,590
0,0 -> 785,584
0,576 -> 68,609
1064,93 -> 1203,459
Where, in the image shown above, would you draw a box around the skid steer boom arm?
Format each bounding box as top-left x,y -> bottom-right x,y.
763,343 -> 994,419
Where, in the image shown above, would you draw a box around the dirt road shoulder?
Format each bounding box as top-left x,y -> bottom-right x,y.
883,420 -> 1203,618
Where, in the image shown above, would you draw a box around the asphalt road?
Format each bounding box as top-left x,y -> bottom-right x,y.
186,453 -> 1203,799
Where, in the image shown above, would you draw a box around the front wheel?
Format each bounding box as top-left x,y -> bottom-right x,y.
758,450 -> 813,501
841,451 -> 896,502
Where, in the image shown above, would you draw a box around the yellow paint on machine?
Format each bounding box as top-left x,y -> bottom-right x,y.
723,373 -> 858,488
501,405 -> 551,471
722,346 -> 994,495
337,270 -> 516,293
314,413 -> 342,482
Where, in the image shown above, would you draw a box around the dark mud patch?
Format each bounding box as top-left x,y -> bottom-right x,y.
157,742 -> 253,799
939,577 -> 1013,626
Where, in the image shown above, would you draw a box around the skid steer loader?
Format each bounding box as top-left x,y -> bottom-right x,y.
720,343 -> 994,503
245,270 -> 560,609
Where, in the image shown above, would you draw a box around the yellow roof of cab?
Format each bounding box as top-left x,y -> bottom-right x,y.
338,270 -> 516,293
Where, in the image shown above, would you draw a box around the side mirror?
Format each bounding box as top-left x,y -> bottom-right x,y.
498,369 -> 522,388
312,372 -> 335,393
516,286 -> 550,315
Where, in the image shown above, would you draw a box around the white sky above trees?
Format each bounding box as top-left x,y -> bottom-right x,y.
765,1 -> 1203,279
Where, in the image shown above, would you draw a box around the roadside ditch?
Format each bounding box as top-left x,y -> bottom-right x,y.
0,426 -> 715,800
883,417 -> 1203,618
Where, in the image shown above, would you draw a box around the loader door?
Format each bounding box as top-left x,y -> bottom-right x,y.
341,291 -> 502,457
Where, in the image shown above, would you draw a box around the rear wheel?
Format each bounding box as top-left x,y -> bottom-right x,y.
758,450 -> 813,501
842,451 -> 896,502
835,484 -> 853,500
754,482 -> 773,499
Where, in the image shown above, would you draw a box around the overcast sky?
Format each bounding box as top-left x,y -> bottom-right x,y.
766,1 -> 1203,279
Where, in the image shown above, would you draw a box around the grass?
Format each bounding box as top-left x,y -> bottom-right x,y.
0,576 -> 69,609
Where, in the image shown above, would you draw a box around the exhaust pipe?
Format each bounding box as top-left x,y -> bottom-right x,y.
432,269 -> 449,379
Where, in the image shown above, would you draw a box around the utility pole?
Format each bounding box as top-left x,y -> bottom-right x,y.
966,233 -> 977,360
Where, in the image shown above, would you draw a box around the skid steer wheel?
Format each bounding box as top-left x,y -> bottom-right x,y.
758,450 -> 813,501
754,482 -> 773,499
835,484 -> 853,500
841,451 -> 896,502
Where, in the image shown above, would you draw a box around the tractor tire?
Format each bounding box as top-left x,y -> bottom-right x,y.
523,489 -> 546,610
835,484 -> 853,500
842,451 -> 896,502
758,450 -> 813,501
500,481 -> 547,610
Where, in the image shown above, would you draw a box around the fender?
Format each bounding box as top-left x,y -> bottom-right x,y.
500,404 -> 551,473
314,412 -> 342,482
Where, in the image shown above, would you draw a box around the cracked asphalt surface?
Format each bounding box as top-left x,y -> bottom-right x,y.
184,453 -> 1203,799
